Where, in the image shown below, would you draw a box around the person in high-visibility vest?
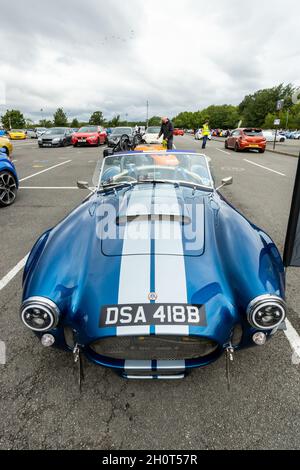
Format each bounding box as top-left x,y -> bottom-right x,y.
201,120 -> 210,149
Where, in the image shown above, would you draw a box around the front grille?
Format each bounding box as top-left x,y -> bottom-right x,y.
90,336 -> 218,361
42,139 -> 53,143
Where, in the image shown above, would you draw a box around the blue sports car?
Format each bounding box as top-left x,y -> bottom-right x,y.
21,149 -> 291,383
0,147 -> 19,207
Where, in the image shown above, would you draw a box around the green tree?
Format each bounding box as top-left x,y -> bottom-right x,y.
53,108 -> 68,127
108,115 -> 121,127
89,111 -> 105,126
239,84 -> 295,127
148,116 -> 161,126
39,119 -> 53,128
70,118 -> 79,128
1,109 -> 26,129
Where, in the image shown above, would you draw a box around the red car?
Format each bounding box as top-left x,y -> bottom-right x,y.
72,126 -> 107,147
173,128 -> 185,136
225,128 -> 266,153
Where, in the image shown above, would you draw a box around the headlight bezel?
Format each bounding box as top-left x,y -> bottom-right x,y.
21,297 -> 60,332
247,294 -> 286,331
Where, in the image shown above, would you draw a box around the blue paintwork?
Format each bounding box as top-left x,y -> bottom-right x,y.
22,155 -> 285,377
0,150 -> 19,203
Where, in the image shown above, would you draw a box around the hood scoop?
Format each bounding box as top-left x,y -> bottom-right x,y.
101,185 -> 205,257
116,214 -> 191,225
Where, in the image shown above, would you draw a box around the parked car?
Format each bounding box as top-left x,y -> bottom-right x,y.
173,128 -> 185,136
225,128 -> 266,153
195,130 -> 212,141
107,127 -> 133,147
72,126 -> 107,147
0,136 -> 13,157
262,131 -> 286,143
20,149 -> 288,381
27,128 -> 47,139
7,129 -> 27,140
142,126 -> 163,144
0,147 -> 18,207
38,128 -> 73,148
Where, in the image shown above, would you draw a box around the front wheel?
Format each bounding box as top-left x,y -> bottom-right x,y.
225,141 -> 228,149
0,171 -> 18,207
234,143 -> 240,152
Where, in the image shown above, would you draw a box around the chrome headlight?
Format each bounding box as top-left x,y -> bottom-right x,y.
247,295 -> 286,330
21,297 -> 60,332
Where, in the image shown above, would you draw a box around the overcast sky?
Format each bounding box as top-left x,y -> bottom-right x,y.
0,0 -> 299,123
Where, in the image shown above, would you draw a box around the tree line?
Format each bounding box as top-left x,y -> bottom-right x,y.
1,83 -> 299,130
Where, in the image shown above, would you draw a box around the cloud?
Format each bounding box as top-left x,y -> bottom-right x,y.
0,0 -> 299,122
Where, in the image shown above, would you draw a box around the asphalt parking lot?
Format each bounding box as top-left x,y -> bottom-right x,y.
0,137 -> 300,450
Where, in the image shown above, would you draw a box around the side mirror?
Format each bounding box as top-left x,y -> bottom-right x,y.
216,176 -> 233,191
77,181 -> 90,190
103,148 -> 114,158
222,176 -> 233,186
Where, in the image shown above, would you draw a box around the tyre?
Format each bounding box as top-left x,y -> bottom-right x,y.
259,149 -> 265,154
0,171 -> 18,207
73,142 -> 78,147
225,140 -> 228,149
97,138 -> 101,147
234,143 -> 240,152
280,138 -> 285,143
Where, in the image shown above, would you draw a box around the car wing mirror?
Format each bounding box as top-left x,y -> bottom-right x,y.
216,176 -> 233,191
77,181 -> 90,190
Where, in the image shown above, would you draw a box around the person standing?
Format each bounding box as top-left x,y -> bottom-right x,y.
201,120 -> 210,149
158,117 -> 174,150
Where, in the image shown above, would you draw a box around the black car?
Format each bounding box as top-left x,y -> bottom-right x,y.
38,128 -> 73,148
107,127 -> 133,147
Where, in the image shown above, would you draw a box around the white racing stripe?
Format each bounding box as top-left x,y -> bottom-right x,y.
0,255 -> 29,292
19,160 -> 72,182
154,186 -> 187,304
244,159 -> 286,176
117,186 -> 152,307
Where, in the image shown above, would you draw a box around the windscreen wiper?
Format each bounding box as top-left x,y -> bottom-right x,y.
98,181 -> 138,193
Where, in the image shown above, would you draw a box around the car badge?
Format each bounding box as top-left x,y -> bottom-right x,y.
148,292 -> 158,301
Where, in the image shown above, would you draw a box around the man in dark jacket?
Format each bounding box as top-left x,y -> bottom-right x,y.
158,117 -> 174,149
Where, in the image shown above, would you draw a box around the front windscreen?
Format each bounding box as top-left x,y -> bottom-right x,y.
78,126 -> 98,133
44,128 -> 66,135
146,127 -> 160,134
111,128 -> 132,135
94,152 -> 213,189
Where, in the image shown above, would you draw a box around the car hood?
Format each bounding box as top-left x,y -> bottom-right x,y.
74,132 -> 98,137
42,134 -> 64,139
23,184 -> 284,344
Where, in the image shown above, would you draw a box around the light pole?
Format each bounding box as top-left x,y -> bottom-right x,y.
146,100 -> 149,128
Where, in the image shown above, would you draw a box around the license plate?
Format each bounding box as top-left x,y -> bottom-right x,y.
43,144 -> 52,147
79,139 -> 86,143
249,144 -> 259,147
100,304 -> 207,327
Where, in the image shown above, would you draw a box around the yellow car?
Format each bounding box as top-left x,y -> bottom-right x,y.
7,129 -> 27,140
0,137 -> 13,157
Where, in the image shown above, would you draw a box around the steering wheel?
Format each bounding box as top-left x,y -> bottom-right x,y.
112,172 -> 137,183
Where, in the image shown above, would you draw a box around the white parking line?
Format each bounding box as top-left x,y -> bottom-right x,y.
244,159 -> 286,177
0,255 -> 29,292
216,148 -> 231,156
20,186 -> 78,189
285,319 -> 300,363
19,160 -> 72,182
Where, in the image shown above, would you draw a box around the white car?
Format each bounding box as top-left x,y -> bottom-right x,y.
195,130 -> 212,141
262,131 -> 286,143
142,126 -> 163,144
